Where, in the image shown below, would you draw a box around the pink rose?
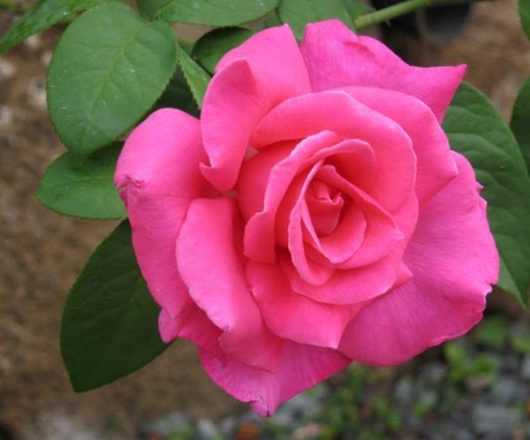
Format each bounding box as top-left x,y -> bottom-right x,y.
115,20 -> 499,415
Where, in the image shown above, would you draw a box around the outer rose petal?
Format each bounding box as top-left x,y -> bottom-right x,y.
300,20 -> 465,121
339,154 -> 499,365
202,25 -> 311,191
177,197 -> 282,371
114,109 -> 212,319
199,342 -> 350,416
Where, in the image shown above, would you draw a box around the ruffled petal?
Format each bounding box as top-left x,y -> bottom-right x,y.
251,90 -> 416,212
339,154 -> 499,365
283,250 -> 401,305
342,86 -> 458,205
247,261 -> 356,348
300,20 -> 466,121
243,131 -> 341,263
202,25 -> 311,191
199,342 -> 350,416
114,109 -> 212,318
177,197 -> 282,371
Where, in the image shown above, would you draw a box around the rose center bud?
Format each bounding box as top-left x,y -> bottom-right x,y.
306,179 -> 345,236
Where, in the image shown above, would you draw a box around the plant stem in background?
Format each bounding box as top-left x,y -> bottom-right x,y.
353,0 -> 480,30
0,0 -> 26,14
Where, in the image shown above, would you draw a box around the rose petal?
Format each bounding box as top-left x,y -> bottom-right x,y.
199,342 -> 350,416
342,86 -> 458,205
283,250 -> 401,305
247,261 -> 357,348
243,131 -> 341,263
288,162 -> 335,285
202,25 -> 311,191
159,306 -> 220,354
316,164 -> 403,268
339,154 -> 499,365
300,19 -> 466,121
251,90 -> 416,212
114,109 -> 212,318
177,197 -> 282,371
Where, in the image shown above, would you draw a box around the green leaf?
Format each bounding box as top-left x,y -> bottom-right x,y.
193,27 -> 253,74
137,0 -> 167,18
0,0 -> 120,54
443,82 -> 530,305
153,0 -> 279,26
177,44 -> 211,108
510,76 -> 530,171
344,0 -> 375,21
47,2 -> 177,155
153,67 -> 199,116
61,221 -> 167,392
36,144 -> 126,219
518,0 -> 530,41
278,0 -> 354,40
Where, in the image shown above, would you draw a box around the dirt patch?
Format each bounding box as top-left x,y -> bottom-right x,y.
0,26 -> 237,440
0,1 -> 529,439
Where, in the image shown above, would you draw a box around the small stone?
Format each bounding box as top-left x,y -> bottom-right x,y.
24,34 -> 42,50
0,59 -> 16,81
140,412 -> 190,437
220,416 -> 238,436
521,355 -> 530,380
419,363 -> 446,386
491,376 -> 526,405
471,404 -> 522,436
196,419 -> 219,439
27,78 -> 47,109
235,421 -> 262,440
394,376 -> 415,405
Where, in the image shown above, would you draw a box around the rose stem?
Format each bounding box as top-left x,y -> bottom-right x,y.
353,0 -> 484,30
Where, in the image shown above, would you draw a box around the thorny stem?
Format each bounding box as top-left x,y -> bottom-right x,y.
353,0 -> 480,30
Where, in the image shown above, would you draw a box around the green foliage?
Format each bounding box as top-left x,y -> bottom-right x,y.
510,322 -> 530,354
177,44 -> 211,108
149,0 -> 279,26
47,2 -> 177,155
36,144 -> 126,219
511,76 -> 530,171
153,67 -> 199,116
0,0 -> 121,54
137,0 -> 167,18
61,221 -> 167,392
278,0 -> 354,40
344,0 -> 375,20
443,82 -> 530,305
444,340 -> 499,386
193,27 -> 254,74
518,0 -> 530,41
473,315 -> 509,349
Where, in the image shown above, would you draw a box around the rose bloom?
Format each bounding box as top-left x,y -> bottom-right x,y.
115,20 -> 499,415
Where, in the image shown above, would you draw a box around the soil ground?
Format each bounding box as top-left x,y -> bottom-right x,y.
0,1 -> 529,439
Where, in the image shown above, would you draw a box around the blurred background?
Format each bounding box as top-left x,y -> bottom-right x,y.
1,0 -> 529,438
